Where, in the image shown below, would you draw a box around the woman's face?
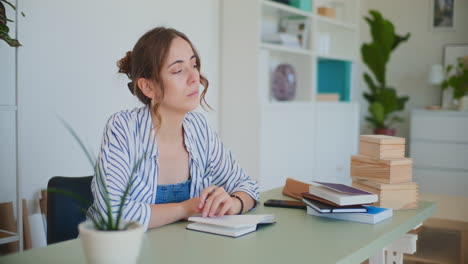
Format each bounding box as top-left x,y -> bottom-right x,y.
158,37 -> 200,114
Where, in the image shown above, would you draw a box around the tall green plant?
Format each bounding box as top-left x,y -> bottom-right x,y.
0,0 -> 25,47
48,118 -> 146,231
361,10 -> 410,129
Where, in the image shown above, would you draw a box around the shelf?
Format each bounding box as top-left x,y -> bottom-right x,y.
0,230 -> 20,245
0,105 -> 18,111
261,0 -> 312,18
314,15 -> 356,30
260,42 -> 313,56
316,53 -> 357,62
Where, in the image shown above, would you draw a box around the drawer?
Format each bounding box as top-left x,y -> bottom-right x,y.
411,112 -> 468,143
411,141 -> 468,170
414,169 -> 468,196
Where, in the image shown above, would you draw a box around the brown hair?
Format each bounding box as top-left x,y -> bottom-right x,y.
117,27 -> 210,124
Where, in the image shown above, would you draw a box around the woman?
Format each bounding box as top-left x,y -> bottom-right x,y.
90,27 -> 259,231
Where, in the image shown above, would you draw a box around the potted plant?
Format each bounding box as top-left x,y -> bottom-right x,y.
442,57 -> 468,110
49,119 -> 145,264
361,10 -> 410,136
1,0 -> 24,47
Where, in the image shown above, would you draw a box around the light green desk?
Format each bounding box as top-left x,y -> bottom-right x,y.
0,188 -> 435,264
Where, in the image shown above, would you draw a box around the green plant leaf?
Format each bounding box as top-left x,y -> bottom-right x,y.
396,95 -> 409,111
1,0 -> 16,10
369,102 -> 385,128
367,10 -> 395,55
361,43 -> 387,85
363,92 -> 375,103
392,32 -> 411,51
0,31 -> 20,47
363,73 -> 378,94
376,87 -> 397,115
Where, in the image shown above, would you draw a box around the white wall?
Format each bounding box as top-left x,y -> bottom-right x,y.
358,0 -> 468,142
0,0 -> 220,211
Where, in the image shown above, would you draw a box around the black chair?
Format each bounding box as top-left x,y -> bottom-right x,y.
47,176 -> 94,245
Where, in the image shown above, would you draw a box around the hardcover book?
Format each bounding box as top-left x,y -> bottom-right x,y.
308,181 -> 378,206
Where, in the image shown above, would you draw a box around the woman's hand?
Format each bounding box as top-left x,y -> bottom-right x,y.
198,185 -> 241,217
181,197 -> 202,219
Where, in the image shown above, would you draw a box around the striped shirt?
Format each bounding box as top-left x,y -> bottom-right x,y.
89,105 -> 259,230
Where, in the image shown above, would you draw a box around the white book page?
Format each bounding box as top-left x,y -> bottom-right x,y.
188,214 -> 275,228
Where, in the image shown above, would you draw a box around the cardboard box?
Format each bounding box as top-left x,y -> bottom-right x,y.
352,178 -> 418,210
351,155 -> 412,184
359,135 -> 405,159
317,7 -> 336,18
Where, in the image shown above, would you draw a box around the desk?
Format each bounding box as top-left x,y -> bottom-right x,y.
0,188 -> 435,264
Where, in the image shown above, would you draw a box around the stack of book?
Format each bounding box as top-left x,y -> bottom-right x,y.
351,135 -> 419,210
303,182 -> 392,224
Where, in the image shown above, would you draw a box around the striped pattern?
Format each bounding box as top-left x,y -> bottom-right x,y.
89,105 -> 259,230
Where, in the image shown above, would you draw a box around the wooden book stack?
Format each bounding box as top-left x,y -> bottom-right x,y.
351,135 -> 418,210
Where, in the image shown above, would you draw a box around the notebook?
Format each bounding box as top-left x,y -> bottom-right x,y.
187,214 -> 275,238
308,181 -> 378,206
306,205 -> 392,224
302,197 -> 368,213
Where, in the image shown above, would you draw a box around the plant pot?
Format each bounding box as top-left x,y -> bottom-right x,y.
373,127 -> 396,136
455,96 -> 468,111
78,221 -> 144,264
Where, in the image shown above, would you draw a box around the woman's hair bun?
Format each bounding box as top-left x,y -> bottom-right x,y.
117,51 -> 132,78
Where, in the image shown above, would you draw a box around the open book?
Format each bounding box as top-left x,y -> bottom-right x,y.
187,214 -> 275,238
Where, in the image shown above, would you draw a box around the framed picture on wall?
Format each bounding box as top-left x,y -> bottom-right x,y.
430,0 -> 455,31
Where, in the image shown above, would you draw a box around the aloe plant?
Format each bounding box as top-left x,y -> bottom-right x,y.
361,10 -> 410,129
49,117 -> 145,231
0,0 -> 25,47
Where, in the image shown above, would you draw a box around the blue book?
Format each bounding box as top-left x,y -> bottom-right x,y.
306,205 -> 393,224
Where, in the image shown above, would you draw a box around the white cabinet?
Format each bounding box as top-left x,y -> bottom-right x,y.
410,109 -> 468,196
220,0 -> 360,190
314,102 -> 359,185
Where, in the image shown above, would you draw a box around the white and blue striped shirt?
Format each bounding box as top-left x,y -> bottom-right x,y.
89,105 -> 259,230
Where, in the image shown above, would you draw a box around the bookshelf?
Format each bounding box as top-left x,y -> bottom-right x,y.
220,0 -> 360,190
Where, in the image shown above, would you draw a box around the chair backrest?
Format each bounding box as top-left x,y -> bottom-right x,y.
47,176 -> 94,245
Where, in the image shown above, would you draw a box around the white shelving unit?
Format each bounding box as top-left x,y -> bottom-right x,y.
220,0 -> 360,190
0,0 -> 23,251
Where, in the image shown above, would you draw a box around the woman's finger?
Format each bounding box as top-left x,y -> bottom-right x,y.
216,200 -> 232,217
209,193 -> 229,217
198,185 -> 217,208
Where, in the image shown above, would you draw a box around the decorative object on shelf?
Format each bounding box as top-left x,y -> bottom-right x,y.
317,6 -> 336,18
427,64 -> 444,109
289,0 -> 312,12
272,64 -> 296,101
279,16 -> 309,48
271,0 -> 290,5
317,33 -> 331,54
430,0 -> 455,31
442,56 -> 468,111
361,10 -> 410,136
0,0 -> 25,47
316,93 -> 339,102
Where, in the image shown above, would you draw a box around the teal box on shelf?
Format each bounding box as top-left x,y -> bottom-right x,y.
317,59 -> 351,102
289,0 -> 312,12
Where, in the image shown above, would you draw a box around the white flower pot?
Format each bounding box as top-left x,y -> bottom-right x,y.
78,221 -> 144,264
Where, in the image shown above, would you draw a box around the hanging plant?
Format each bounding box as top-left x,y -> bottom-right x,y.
0,0 -> 25,47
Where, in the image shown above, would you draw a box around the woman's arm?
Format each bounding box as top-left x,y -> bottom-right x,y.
147,197 -> 201,228
91,113 -> 154,230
